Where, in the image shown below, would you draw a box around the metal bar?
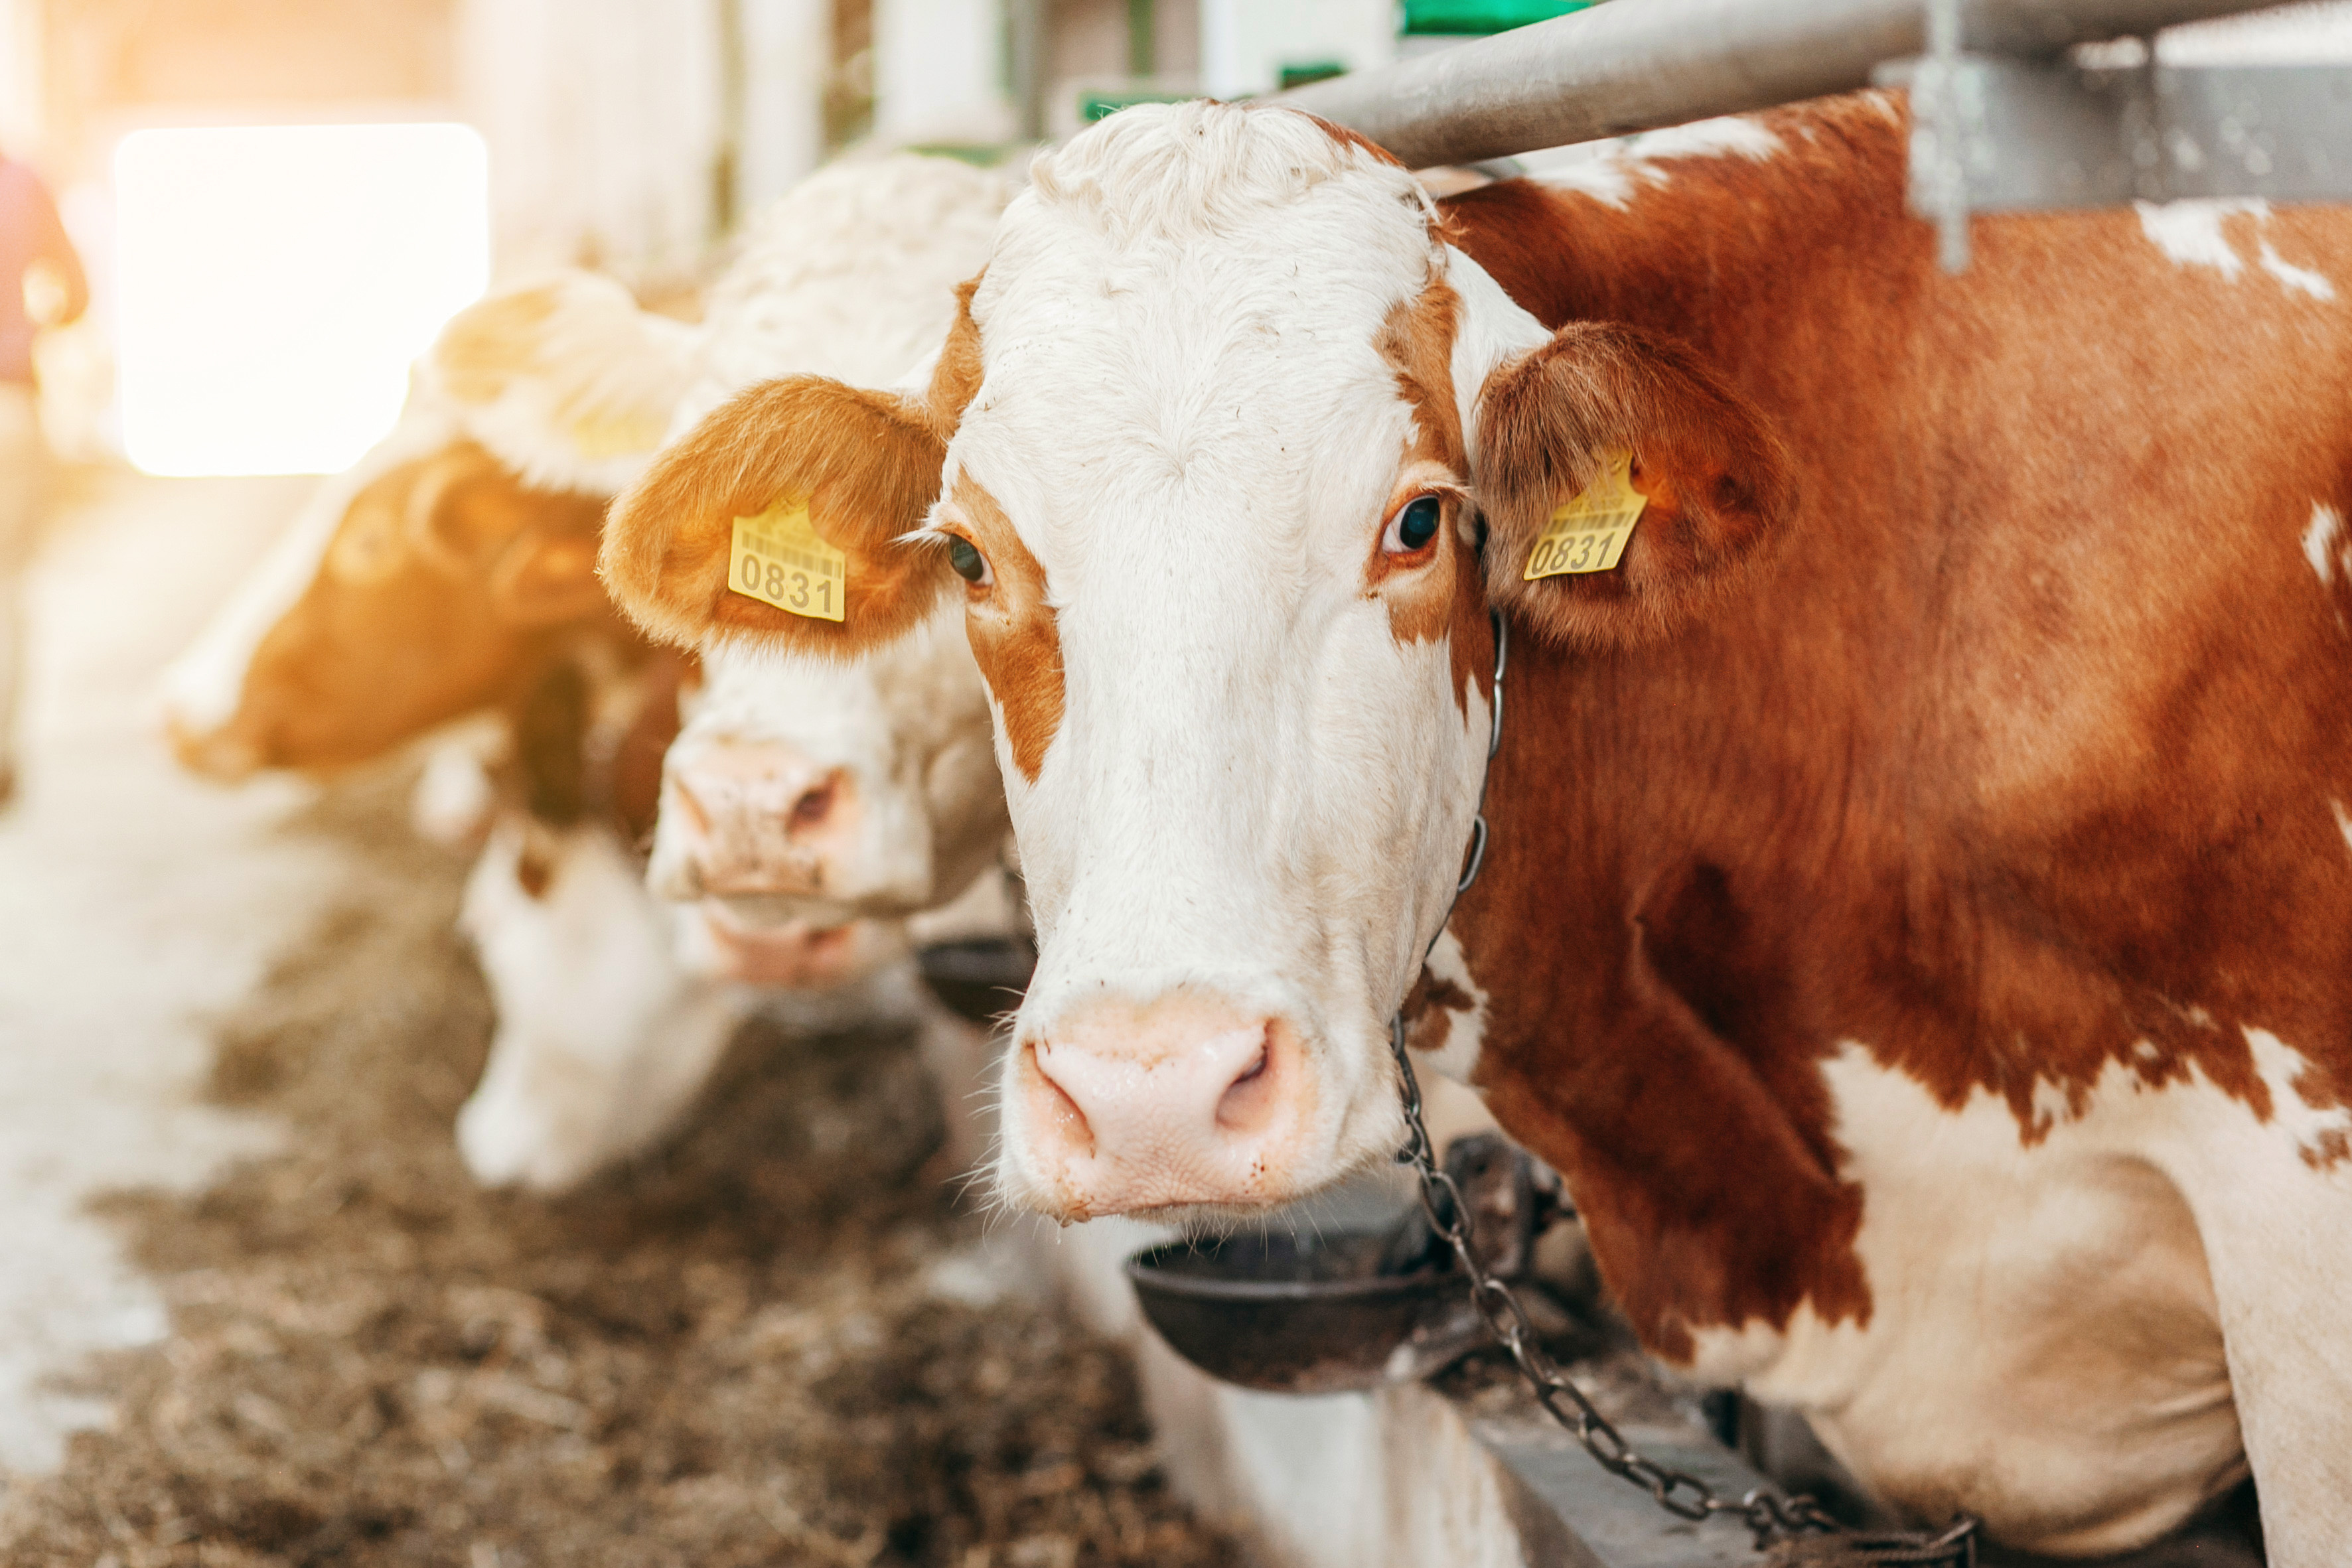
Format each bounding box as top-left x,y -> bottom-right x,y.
1893,56 -> 2352,211
1128,0 -> 1157,80
1007,0 -> 1047,144
1276,0 -> 2300,169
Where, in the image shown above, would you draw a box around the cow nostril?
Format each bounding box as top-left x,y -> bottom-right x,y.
1214,1030 -> 1278,1134
668,774 -> 714,836
1025,1042 -> 1096,1157
788,777 -> 837,831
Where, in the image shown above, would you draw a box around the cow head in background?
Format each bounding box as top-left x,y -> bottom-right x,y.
160,271 -> 699,778
642,153 -> 1014,929
602,104 -> 1791,1224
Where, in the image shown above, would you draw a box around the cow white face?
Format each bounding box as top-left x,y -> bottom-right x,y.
924,127 -> 1520,1220
602,104 -> 1794,1224
648,613 -> 1007,924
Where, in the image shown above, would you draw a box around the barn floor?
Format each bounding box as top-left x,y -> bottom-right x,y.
0,468 -> 1236,1568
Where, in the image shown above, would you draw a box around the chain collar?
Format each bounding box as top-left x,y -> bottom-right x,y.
1385,608 -> 1978,1566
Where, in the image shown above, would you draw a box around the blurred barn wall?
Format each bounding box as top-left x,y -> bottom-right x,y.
456,0 -> 726,285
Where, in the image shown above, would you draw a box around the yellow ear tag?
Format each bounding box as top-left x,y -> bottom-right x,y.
728,499 -> 846,622
1523,449 -> 1647,580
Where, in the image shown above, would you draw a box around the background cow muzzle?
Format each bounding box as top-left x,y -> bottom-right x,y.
651,737 -> 857,900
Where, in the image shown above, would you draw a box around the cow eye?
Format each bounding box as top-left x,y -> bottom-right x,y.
1383,495 -> 1444,555
946,536 -> 992,585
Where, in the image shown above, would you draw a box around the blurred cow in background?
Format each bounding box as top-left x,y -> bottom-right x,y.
162,153 -> 1015,1191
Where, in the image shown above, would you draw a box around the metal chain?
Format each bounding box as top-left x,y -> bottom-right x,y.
1393,611 -> 1978,1565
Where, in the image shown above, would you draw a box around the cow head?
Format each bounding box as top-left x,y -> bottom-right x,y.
603,104 -> 1791,1224
162,441 -> 611,776
161,271 -> 697,779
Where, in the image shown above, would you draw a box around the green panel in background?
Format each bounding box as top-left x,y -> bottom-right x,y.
1276,60 -> 1349,89
1402,0 -> 1596,35
1077,89 -> 1199,125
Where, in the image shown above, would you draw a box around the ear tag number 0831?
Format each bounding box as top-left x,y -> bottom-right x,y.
1523,449 -> 1647,580
729,498 -> 845,622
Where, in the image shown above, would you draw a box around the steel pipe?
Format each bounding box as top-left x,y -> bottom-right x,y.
1275,0 -> 2299,168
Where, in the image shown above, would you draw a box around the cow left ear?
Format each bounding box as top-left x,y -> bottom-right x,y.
490,527 -> 610,626
1473,322 -> 1795,649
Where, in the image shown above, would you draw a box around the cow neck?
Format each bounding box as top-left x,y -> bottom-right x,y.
1449,624 -> 1875,1364
1428,102 -> 1920,1361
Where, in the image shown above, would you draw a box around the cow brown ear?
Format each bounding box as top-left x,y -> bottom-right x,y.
490,529 -> 610,626
1475,323 -> 1794,650
599,375 -> 954,657
405,444 -> 529,576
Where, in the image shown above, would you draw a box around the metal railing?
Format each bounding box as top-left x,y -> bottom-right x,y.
1275,0 -> 2309,169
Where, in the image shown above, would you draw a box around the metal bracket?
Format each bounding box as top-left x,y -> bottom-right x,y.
1879,0 -> 2352,270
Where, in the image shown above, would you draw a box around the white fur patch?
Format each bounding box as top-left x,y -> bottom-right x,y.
2243,1027 -> 2352,1165
2135,198 -> 2341,301
1411,928 -> 1488,1085
2136,198 -> 2260,278
2302,502 -> 2342,586
419,270 -> 702,497
455,818 -> 755,1192
1524,115 -> 1784,209
672,155 -> 1008,431
2258,237 -> 2337,301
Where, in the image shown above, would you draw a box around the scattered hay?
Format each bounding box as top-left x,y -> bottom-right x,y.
0,770 -> 1237,1568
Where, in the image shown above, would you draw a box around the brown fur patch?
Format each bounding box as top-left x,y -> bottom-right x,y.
950,476 -> 1065,782
1292,111 -> 1408,170
1402,964 -> 1474,1056
924,277 -> 988,438
601,377 -> 953,657
1369,277 -> 1493,715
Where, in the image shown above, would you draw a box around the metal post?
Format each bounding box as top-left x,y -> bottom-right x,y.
1009,0 -> 1047,143
1128,0 -> 1156,79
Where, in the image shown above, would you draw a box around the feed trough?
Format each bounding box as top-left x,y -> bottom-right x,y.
1128,1135 -> 1565,1394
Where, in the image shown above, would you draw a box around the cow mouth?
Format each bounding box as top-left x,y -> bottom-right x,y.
693,898 -> 869,987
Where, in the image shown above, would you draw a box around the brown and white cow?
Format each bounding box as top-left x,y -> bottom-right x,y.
157,270 -> 912,1191
155,270 -> 792,1190
602,98 -> 2352,1557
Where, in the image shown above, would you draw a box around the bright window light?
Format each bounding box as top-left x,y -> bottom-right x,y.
115,123 -> 489,476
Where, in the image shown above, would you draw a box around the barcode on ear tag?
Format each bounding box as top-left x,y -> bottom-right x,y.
1523,449 -> 1647,580
729,499 -> 845,622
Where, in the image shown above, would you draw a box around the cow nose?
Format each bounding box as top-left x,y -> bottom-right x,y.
662,741 -> 854,896
163,713 -> 263,782
1015,997 -> 1311,1218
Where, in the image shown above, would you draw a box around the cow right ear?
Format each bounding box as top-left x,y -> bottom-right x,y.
1473,322 -> 1794,650
600,375 -> 955,657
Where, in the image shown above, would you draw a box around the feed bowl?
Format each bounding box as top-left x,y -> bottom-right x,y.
1126,1228 -> 1485,1394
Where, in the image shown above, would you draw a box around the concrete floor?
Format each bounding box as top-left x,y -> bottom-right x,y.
0,466 -> 345,1472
